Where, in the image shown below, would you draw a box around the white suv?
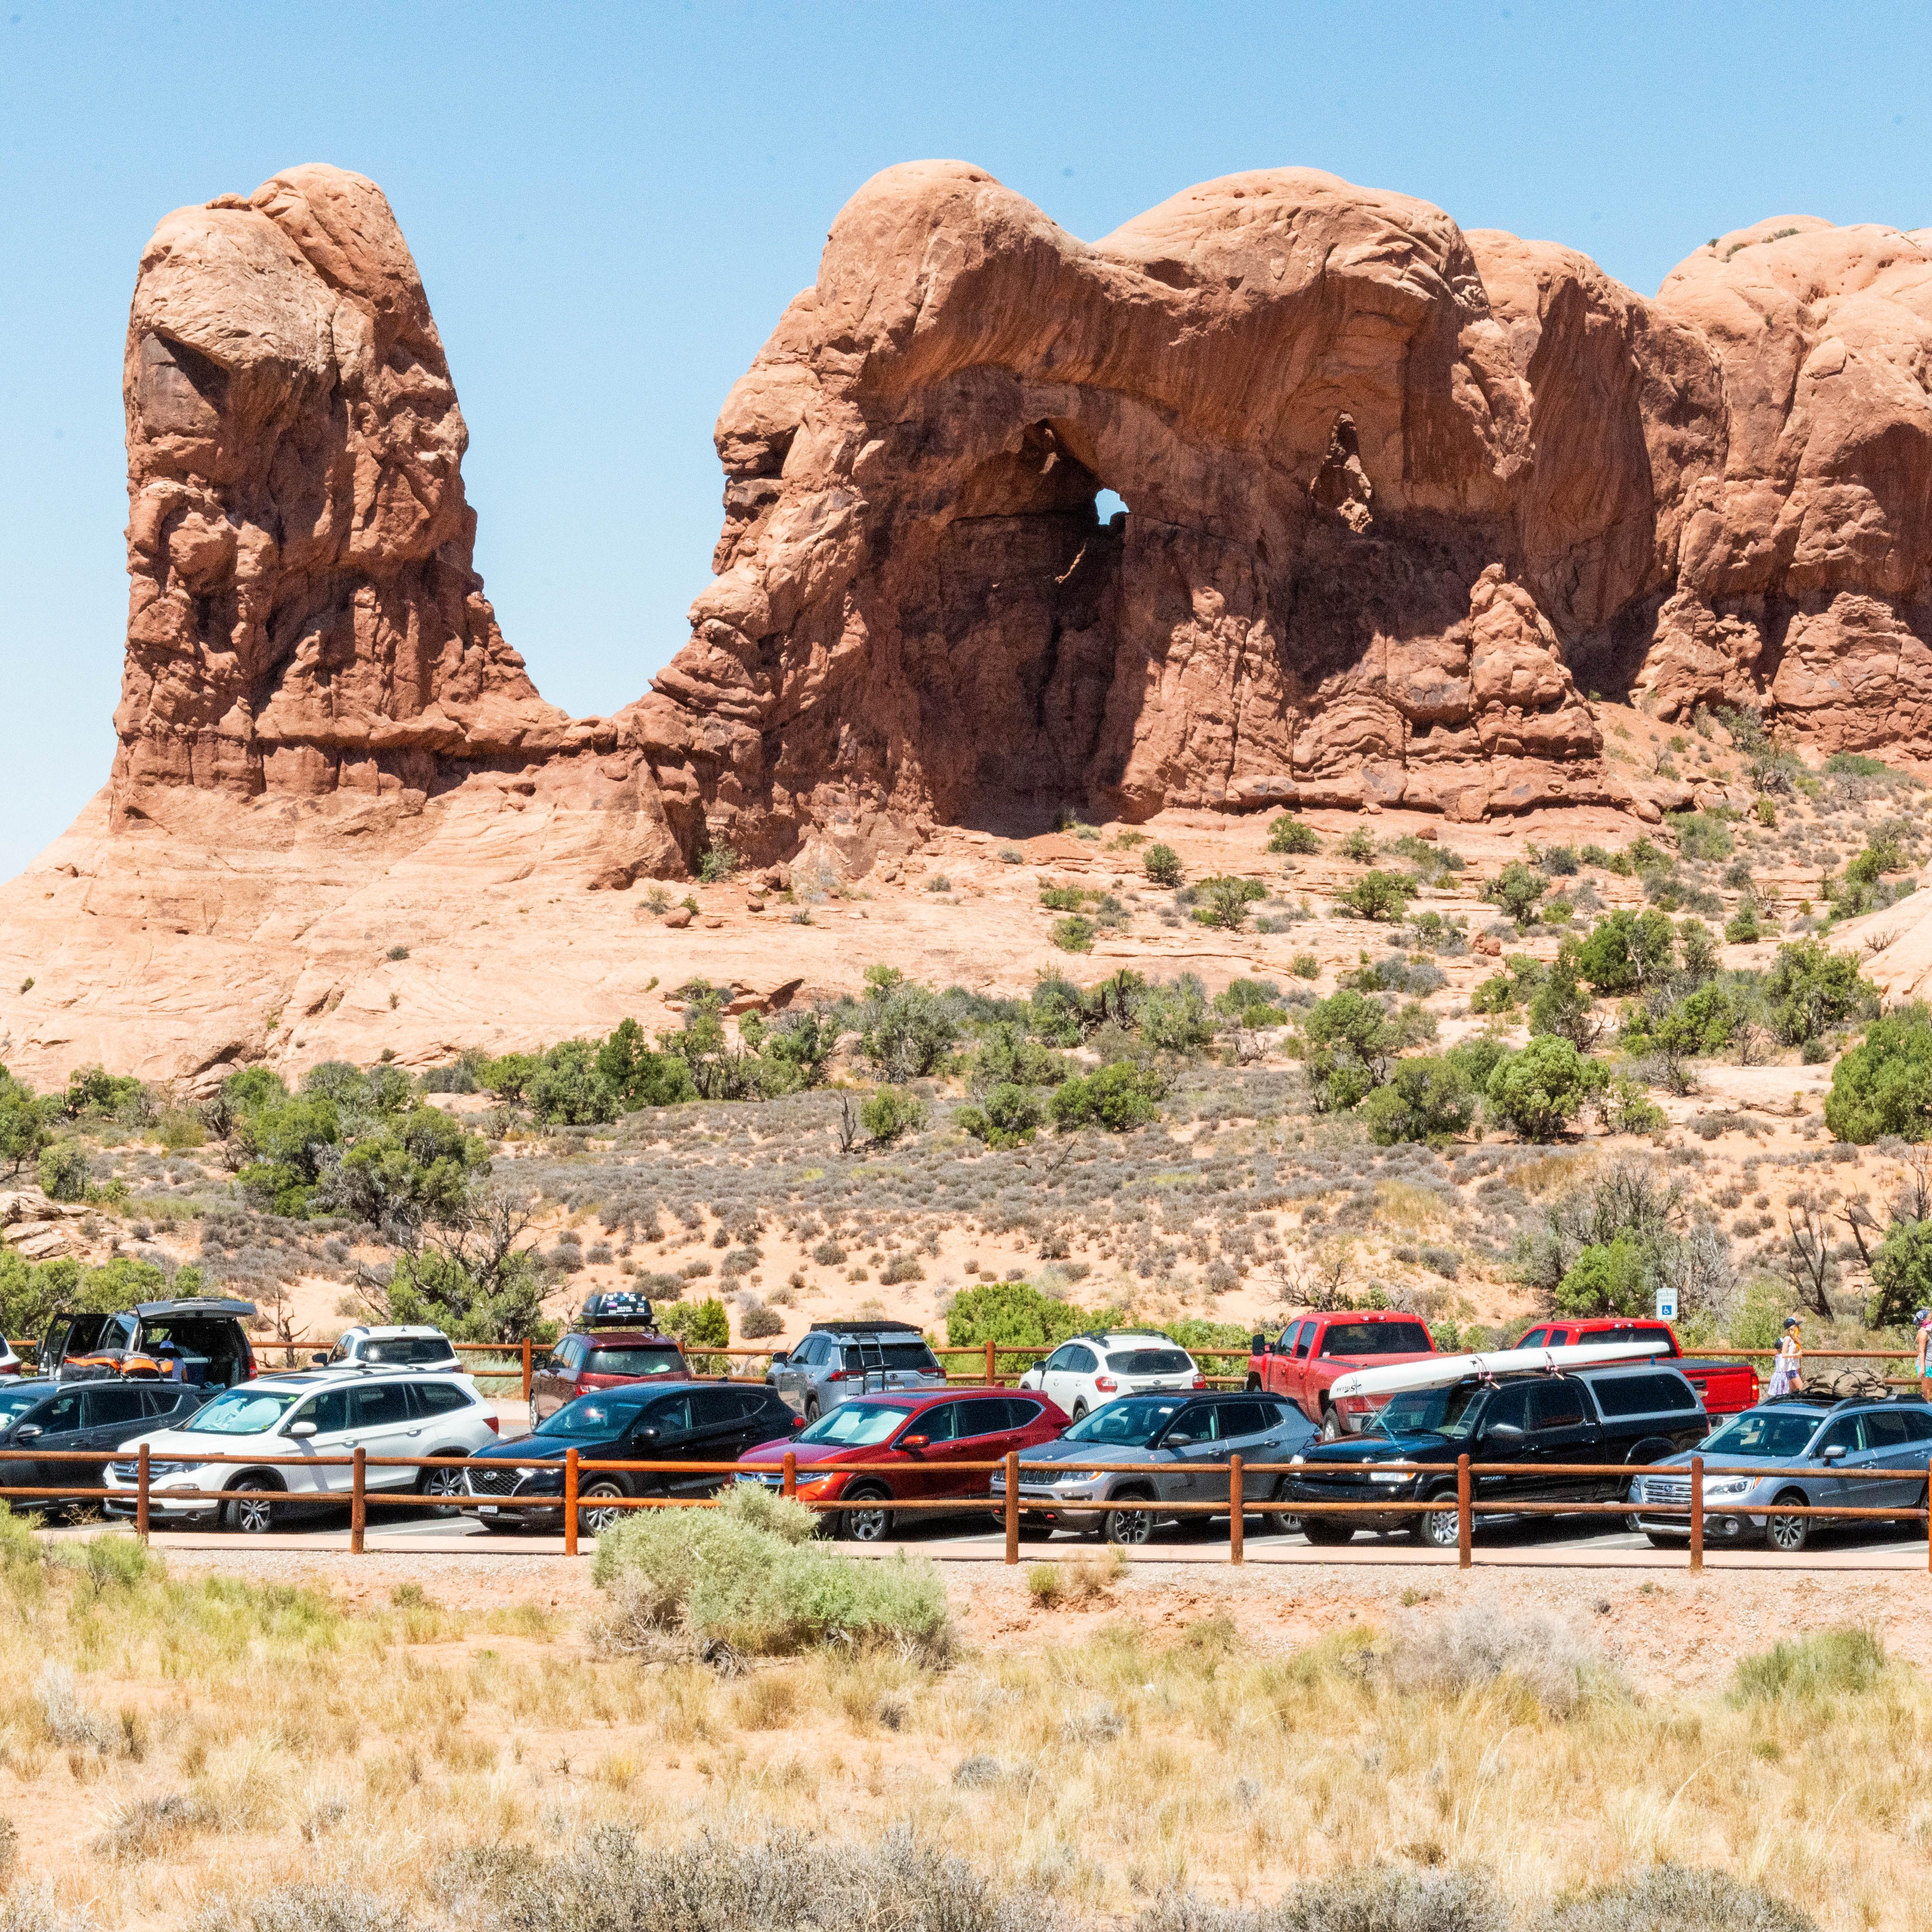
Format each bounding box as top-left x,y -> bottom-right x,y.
310,1324 -> 463,1373
103,1369 -> 498,1533
1016,1332 -> 1205,1422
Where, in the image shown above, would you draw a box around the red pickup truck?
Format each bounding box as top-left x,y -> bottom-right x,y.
1512,1318 -> 1759,1415
1246,1311 -> 1438,1439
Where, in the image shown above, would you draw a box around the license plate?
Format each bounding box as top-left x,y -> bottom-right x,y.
478,1505 -> 498,1516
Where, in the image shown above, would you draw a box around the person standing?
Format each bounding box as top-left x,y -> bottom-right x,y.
1916,1310 -> 1932,1396
1769,1316 -> 1803,1397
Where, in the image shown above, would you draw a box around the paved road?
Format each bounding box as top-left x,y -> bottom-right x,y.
88,1497 -> 1932,1571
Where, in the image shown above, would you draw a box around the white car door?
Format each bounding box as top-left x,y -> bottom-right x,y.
1034,1346 -> 1075,1413
347,1381 -> 423,1489
281,1386 -> 354,1498
1053,1345 -> 1100,1417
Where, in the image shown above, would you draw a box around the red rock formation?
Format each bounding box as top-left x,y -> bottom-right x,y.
109,161 -> 1932,869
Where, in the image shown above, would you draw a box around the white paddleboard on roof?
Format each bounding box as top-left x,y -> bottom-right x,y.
1329,1342 -> 1667,1403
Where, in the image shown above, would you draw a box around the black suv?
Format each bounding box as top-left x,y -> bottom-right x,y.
463,1381 -> 798,1533
1285,1363 -> 1708,1547
40,1298 -> 258,1389
0,1377 -> 212,1512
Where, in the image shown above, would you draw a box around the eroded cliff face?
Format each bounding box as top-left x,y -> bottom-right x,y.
106,161 -> 1932,871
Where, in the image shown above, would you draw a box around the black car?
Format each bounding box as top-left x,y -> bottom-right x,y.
0,1377 -> 212,1512
1285,1363 -> 1708,1548
463,1381 -> 799,1533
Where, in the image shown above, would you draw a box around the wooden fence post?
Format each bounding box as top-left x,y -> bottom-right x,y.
1689,1456 -> 1704,1574
563,1448 -> 580,1556
782,1450 -> 797,1500
1456,1454 -> 1472,1570
1228,1455 -> 1244,1566
350,1447 -> 366,1555
985,1339 -> 996,1387
136,1442 -> 150,1546
521,1337 -> 534,1404
1004,1450 -> 1019,1565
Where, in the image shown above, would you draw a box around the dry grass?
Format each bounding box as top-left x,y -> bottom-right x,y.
0,1530 -> 1910,1930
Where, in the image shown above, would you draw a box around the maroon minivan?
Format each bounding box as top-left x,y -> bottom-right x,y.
738,1386 -> 1069,1541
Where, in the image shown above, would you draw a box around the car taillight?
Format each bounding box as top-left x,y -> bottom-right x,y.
826,1369 -> 847,1382
1337,1395 -> 1373,1413
1094,1375 -> 1117,1392
484,1414 -> 499,1434
1191,1375 -> 1207,1389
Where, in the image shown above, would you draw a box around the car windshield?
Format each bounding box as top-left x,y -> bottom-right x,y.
1368,1386 -> 1485,1441
796,1402 -> 920,1447
356,1337 -> 455,1365
0,1388 -> 45,1427
1065,1396 -> 1185,1446
1702,1409 -> 1825,1460
1106,1349 -> 1193,1376
1321,1321 -> 1433,1356
535,1395 -> 649,1437
183,1389 -> 304,1435
587,1347 -> 684,1376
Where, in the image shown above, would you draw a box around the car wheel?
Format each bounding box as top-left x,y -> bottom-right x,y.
1644,1532 -> 1683,1549
1318,1408 -> 1344,1444
1016,1519 -> 1053,1542
221,1474 -> 283,1535
1244,1375 -> 1262,1392
1765,1490 -> 1811,1553
1414,1499 -> 1460,1549
1101,1497 -> 1155,1546
837,1488 -> 895,1542
1070,1400 -> 1088,1423
1302,1517 -> 1354,1546
415,1458 -> 467,1516
804,1398 -> 821,1424
576,1481 -> 628,1537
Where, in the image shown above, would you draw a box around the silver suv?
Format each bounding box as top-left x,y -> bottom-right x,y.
766,1321 -> 947,1421
1631,1395 -> 1932,1552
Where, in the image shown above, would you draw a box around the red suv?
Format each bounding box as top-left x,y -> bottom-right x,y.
529,1318 -> 688,1422
739,1387 -> 1069,1542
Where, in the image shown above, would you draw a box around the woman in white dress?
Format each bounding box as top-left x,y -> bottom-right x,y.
1768,1315 -> 1803,1397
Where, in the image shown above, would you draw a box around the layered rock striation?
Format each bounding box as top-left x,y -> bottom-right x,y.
93,160 -> 1932,861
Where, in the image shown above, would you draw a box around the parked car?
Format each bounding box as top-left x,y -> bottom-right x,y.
0,1339 -> 20,1378
529,1324 -> 688,1422
766,1320 -> 948,1420
739,1387 -> 1068,1542
41,1298 -> 258,1389
1016,1332 -> 1205,1422
311,1324 -> 462,1373
1246,1310 -> 1437,1437
1514,1317 -> 1759,1415
1284,1362 -> 1708,1547
463,1382 -> 797,1533
102,1369 -> 498,1532
992,1390 -> 1316,1544
1630,1395 -> 1932,1552
0,1377 -> 212,1513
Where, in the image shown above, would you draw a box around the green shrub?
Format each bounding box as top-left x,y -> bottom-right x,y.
955,1083 -> 1044,1150
1767,939 -> 1873,1046
1733,1627 -> 1885,1703
1142,844 -> 1183,887
1869,1218 -> 1932,1329
1553,1234 -> 1650,1316
1753,797 -> 1778,827
1038,884 -> 1085,913
696,845 -> 742,884
1482,861 -> 1548,928
1360,1058 -> 1476,1147
1575,909 -> 1676,993
1048,1063 -> 1164,1133
1824,752 -> 1893,780
1191,877 -> 1266,931
1541,1863 -> 1818,1932
1668,810 -> 1735,861
479,1051 -> 541,1102
1340,827 -> 1376,863
861,1090 -> 927,1144
858,973 -> 961,1081
1049,915 -> 1096,953
35,1140 -> 89,1202
1527,952 -> 1598,1048
1299,990 -> 1400,1112
1827,1006 -> 1932,1143
658,1297 -> 730,1374
1291,954 -> 1320,980
1485,1038 -> 1608,1141
1333,870 -> 1414,921
591,1480 -> 949,1657
1267,816 -> 1320,856
1724,899 -> 1762,943
1137,979 -> 1215,1057
946,1280 -> 1096,1354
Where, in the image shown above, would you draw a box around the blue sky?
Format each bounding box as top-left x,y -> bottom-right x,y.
0,0 -> 1923,874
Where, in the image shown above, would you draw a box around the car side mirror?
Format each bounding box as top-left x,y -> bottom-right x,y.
13,1425 -> 39,1443
308,1353 -> 328,1367
1821,1444 -> 1847,1463
900,1434 -> 929,1452
635,1428 -> 659,1443
768,1350 -> 788,1366
1484,1421 -> 1524,1444
1250,1334 -> 1268,1354
288,1421 -> 317,1439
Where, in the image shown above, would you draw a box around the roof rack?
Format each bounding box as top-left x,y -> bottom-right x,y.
807,1319 -> 923,1335
579,1291 -> 656,1330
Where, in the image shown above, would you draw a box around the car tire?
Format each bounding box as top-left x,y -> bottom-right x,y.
1102,1495 -> 1155,1546
1070,1401 -> 1088,1423
576,1481 -> 628,1537
1765,1489 -> 1812,1553
415,1457 -> 467,1516
1016,1520 -> 1053,1542
804,1399 -> 822,1425
1414,1498 -> 1460,1549
1318,1408 -> 1345,1444
1302,1517 -> 1354,1546
837,1487 -> 895,1543
1644,1532 -> 1683,1549
221,1473 -> 283,1535
1244,1375 -> 1262,1392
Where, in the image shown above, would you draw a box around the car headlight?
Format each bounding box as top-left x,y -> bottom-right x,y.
1706,1478 -> 1755,1500
1369,1469 -> 1416,1486
516,1467 -> 538,1479
1289,1454 -> 1307,1467
1053,1470 -> 1098,1487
